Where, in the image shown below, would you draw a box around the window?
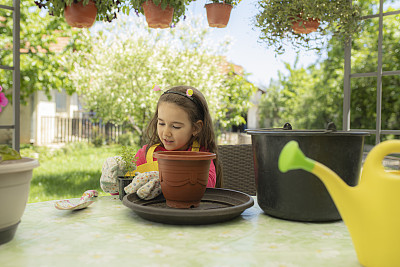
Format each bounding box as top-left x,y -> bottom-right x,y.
343,0 -> 400,143
56,90 -> 67,113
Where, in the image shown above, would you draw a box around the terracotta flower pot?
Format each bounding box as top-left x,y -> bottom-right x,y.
0,158 -> 39,244
205,3 -> 233,28
291,16 -> 320,34
64,0 -> 97,28
154,151 -> 216,208
142,0 -> 174,29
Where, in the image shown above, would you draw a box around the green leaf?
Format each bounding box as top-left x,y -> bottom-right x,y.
0,145 -> 22,161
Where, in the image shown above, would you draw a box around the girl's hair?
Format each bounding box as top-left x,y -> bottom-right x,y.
145,85 -> 222,187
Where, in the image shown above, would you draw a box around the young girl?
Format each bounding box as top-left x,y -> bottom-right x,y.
134,85 -> 221,188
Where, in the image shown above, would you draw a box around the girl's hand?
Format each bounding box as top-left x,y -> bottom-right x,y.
100,156 -> 124,194
124,171 -> 161,200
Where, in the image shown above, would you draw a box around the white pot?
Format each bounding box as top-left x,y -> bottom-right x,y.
0,157 -> 39,244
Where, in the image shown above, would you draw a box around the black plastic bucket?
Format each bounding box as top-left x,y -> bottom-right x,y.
247,124 -> 369,222
118,177 -> 133,201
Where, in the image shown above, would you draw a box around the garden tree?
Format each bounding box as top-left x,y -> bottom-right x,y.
258,0 -> 400,138
259,58 -> 325,129
219,69 -> 257,129
257,80 -> 284,128
0,0 -> 84,104
276,60 -> 323,129
68,15 -> 256,141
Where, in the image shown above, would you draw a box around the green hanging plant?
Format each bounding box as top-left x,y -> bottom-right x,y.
34,0 -> 126,23
129,0 -> 194,25
254,0 -> 362,54
207,0 -> 241,5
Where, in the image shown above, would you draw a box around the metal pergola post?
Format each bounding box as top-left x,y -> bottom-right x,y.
342,39 -> 351,132
0,0 -> 20,151
375,0 -> 384,145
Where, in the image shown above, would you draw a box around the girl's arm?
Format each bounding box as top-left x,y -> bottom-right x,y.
207,160 -> 216,188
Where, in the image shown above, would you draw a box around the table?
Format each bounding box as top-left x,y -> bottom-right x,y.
0,196 -> 360,267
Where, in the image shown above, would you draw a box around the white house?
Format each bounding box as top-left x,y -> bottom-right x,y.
0,90 -> 79,145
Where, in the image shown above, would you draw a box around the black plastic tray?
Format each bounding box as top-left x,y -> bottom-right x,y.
122,188 -> 254,225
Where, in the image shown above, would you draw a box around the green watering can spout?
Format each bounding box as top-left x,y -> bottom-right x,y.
278,141 -> 351,199
278,140 -> 354,228
278,141 -> 315,173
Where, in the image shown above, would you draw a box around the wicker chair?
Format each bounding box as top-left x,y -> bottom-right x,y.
217,144 -> 257,196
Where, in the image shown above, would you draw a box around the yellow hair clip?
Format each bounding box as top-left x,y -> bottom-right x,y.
186,89 -> 193,97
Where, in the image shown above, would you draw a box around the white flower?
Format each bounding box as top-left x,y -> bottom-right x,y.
259,242 -> 288,252
114,232 -> 145,243
315,248 -> 341,259
140,244 -> 176,258
312,230 -> 343,239
217,229 -> 244,238
168,231 -> 190,240
78,252 -> 116,264
264,262 -> 298,267
64,222 -> 87,230
268,229 -> 291,236
199,242 -> 231,253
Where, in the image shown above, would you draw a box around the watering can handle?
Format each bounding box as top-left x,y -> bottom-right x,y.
364,140 -> 400,172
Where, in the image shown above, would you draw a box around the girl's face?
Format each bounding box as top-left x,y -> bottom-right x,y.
157,102 -> 202,151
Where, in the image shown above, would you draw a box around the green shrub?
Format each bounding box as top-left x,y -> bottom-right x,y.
92,135 -> 104,147
118,132 -> 134,146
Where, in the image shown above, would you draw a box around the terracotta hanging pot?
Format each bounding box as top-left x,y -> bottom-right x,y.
154,151 -> 216,209
291,16 -> 320,34
64,0 -> 97,28
142,0 -> 174,29
205,3 -> 233,28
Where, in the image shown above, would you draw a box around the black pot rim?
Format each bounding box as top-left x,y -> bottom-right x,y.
246,129 -> 370,136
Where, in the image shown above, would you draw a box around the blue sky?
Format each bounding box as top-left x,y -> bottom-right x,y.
186,0 -> 322,88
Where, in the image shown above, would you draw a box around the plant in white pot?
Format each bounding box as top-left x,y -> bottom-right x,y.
0,145 -> 40,244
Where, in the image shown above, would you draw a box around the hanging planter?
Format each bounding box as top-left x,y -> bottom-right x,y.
291,16 -> 320,34
204,0 -> 240,28
254,0 -> 362,54
142,0 -> 174,29
64,0 -> 97,28
130,0 -> 193,29
35,0 -> 124,28
205,2 -> 233,28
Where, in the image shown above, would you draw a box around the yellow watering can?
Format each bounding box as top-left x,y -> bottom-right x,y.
279,139 -> 400,267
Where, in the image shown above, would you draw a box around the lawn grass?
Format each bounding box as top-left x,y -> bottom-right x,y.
21,142 -> 138,203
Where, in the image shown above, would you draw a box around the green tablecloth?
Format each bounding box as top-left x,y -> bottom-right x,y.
0,196 -> 360,267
